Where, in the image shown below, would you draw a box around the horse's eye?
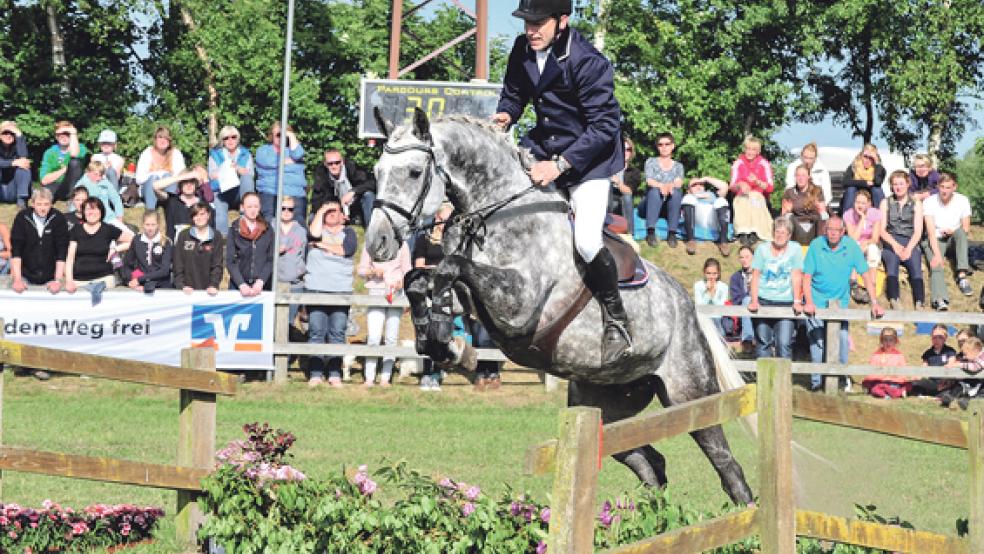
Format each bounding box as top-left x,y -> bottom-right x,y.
409,169 -> 422,179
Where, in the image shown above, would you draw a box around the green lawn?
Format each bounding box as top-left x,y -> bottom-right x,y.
0,373 -> 974,552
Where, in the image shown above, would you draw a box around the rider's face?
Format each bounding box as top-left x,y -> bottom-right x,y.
525,15 -> 568,51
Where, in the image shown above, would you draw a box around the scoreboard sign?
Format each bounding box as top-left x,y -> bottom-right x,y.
359,78 -> 504,138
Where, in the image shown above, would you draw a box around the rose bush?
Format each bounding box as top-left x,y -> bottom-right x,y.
0,500 -> 163,553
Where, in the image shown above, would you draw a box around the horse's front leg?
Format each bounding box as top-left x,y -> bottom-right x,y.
403,268 -> 433,355
428,259 -> 460,347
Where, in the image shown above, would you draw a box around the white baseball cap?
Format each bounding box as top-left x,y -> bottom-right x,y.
97,129 -> 117,144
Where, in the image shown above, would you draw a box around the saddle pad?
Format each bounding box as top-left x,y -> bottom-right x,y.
603,229 -> 649,288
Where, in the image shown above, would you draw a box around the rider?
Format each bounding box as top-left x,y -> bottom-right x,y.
493,0 -> 631,364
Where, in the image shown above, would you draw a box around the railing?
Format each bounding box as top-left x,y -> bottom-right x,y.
0,327 -> 237,545
525,358 -> 984,553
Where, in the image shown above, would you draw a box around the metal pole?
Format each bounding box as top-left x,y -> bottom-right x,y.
389,0 -> 404,79
271,0 -> 295,321
475,0 -> 488,80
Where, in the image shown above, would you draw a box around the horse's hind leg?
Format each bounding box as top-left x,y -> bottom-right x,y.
655,333 -> 754,505
568,377 -> 668,488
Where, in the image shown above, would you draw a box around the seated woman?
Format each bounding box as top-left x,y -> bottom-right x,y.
878,170 -> 925,310
694,257 -> 730,338
784,141 -> 831,206
840,144 -> 886,215
729,135 -> 774,246
681,176 -> 731,256
122,210 -> 173,293
155,166 -> 213,241
173,202 -> 224,295
907,153 -> 939,202
136,126 -> 186,210
862,327 -> 910,399
844,189 -> 882,302
781,164 -> 827,246
640,133 -> 684,247
748,217 -> 803,360
65,197 -> 132,292
208,125 -> 255,235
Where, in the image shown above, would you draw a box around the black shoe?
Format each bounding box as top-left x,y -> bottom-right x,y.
645,230 -> 658,247
585,249 -> 633,365
666,233 -> 678,248
958,277 -> 973,296
933,299 -> 949,312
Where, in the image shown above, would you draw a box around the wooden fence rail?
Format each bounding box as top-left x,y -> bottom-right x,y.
533,358 -> 982,553
0,327 -> 233,546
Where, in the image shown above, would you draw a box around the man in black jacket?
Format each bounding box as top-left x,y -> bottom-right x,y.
311,149 -> 376,227
10,188 -> 69,294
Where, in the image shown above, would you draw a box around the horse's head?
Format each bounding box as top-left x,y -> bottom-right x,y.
366,107 -> 448,262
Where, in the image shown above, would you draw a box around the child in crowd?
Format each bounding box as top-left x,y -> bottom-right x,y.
862,327 -> 910,399
122,211 -> 173,293
65,186 -> 89,229
75,161 -> 127,232
912,323 -> 957,397
695,258 -> 731,338
944,335 -> 984,409
729,245 -> 755,352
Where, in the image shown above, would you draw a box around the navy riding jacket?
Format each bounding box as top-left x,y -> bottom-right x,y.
496,27 -> 624,188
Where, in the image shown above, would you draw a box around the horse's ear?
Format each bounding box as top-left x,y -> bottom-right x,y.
373,107 -> 394,138
411,107 -> 431,142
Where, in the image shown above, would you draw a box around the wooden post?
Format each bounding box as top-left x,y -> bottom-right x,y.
968,404 -> 984,553
274,282 -> 290,384
548,407 -> 601,554
824,300 -> 841,395
0,323 -> 5,500
542,372 -> 560,393
176,348 -> 217,546
757,358 -> 795,553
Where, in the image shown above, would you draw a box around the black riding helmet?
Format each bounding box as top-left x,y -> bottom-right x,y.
512,0 -> 572,21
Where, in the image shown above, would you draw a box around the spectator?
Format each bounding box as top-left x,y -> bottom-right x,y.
784,142 -> 832,206
694,257 -> 730,338
944,335 -> 984,409
172,202 -> 224,295
357,240 -> 411,387
923,172 -> 972,310
277,195 -> 307,327
90,129 -> 125,186
157,166 -> 213,242
907,153 -> 939,202
802,216 -> 885,390
729,135 -> 774,247
0,220 -> 10,276
65,198 -> 131,293
75,161 -> 127,232
65,186 -> 89,230
640,132 -> 684,248
0,121 -> 31,208
843,189 -> 882,303
471,317 -> 502,391
304,200 -> 357,388
227,191 -> 273,297
609,137 -> 641,237
748,217 -> 803,359
311,149 -> 377,226
413,202 -> 454,391
879,170 -> 925,310
39,120 -> 87,201
255,121 -> 306,223
861,327 -> 910,399
729,245 -> 756,352
681,176 -> 731,256
122,210 -> 173,293
10,189 -> 68,294
911,323 -> 957,397
781,164 -> 827,246
135,126 -> 186,210
840,144 -> 886,216
208,125 -> 255,235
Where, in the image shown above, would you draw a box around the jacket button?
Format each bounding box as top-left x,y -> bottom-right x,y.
550,135 -> 556,140
543,116 -> 550,122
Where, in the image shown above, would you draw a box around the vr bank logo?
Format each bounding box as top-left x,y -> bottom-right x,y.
191,304 -> 263,352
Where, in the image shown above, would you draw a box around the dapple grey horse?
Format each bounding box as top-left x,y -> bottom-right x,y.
365,108 -> 753,505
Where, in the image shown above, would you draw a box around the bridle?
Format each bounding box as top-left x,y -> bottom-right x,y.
372,140 -> 450,243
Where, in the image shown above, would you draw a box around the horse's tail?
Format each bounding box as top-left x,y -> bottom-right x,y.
697,314 -> 757,436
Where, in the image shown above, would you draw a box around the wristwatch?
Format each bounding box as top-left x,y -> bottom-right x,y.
555,156 -> 572,174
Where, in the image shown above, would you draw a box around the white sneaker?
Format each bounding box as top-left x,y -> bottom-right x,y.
843,377 -> 852,393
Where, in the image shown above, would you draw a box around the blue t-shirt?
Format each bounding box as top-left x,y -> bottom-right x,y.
751,241 -> 803,302
803,236 -> 868,308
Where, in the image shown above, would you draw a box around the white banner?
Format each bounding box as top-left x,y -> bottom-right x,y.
0,290 -> 274,370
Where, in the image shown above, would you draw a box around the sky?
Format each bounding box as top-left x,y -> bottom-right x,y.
425,1 -> 982,157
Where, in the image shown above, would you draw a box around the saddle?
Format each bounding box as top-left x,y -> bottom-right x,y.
529,231 -> 648,362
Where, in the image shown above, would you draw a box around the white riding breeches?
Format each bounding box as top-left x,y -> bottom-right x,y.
568,178 -> 609,262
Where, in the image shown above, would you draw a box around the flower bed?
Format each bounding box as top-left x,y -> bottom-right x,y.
0,501 -> 163,553
199,423 -> 929,553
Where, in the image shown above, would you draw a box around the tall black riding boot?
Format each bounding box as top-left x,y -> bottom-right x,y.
715,206 -> 732,257
585,248 -> 633,365
682,205 -> 697,255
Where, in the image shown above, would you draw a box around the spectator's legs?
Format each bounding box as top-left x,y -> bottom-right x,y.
775,318 -> 795,359
715,203 -> 732,243
0,173 -> 17,203
864,243 -> 881,269
306,305 -> 328,381
644,187 -> 666,235
870,186 -> 885,209
104,166 -> 119,188
681,200 -> 696,240
238,173 -> 255,199
0,167 -> 30,207
664,187 -> 683,237
621,193 -> 635,236
925,236 -> 952,303
882,246 -> 901,302
805,317 -> 825,389
953,227 -> 971,276
60,158 -> 83,201
360,191 -> 376,227
380,306 -> 401,383
141,175 -> 162,210
739,295 -> 754,344
212,188 -> 236,238
754,316 -> 776,358
292,195 -> 307,226
839,187 -> 858,217
287,282 -> 304,330
364,305 -> 385,385
259,193 -> 277,223
905,243 -> 925,305
325,306 -> 350,383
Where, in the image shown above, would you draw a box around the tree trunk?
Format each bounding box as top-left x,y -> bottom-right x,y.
860,24 -> 874,144
177,3 -> 219,147
928,122 -> 944,167
45,2 -> 70,97
592,0 -> 609,53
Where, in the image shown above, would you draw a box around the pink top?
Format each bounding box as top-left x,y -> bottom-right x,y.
356,242 -> 412,296
865,347 -> 909,384
843,207 -> 883,242
730,155 -> 774,195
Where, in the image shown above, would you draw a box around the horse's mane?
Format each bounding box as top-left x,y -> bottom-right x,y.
390,114 -> 535,170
